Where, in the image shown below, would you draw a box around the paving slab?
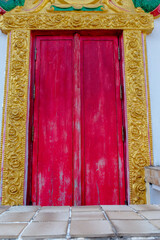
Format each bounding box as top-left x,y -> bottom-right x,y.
0,205 -> 160,239
72,205 -> 101,212
0,206 -> 9,210
0,223 -> 27,238
149,220 -> 160,229
33,212 -> 69,222
0,212 -> 35,222
139,211 -> 160,220
101,205 -> 132,211
40,206 -> 70,212
0,206 -> 9,214
70,220 -> 114,238
130,204 -> 160,211
71,211 -> 105,220
112,219 -> 160,237
8,206 -> 40,212
106,211 -> 143,220
22,221 -> 68,239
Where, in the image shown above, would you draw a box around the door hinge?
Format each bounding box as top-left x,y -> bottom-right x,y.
33,84 -> 35,100
31,126 -> 34,142
35,47 -> 37,61
122,126 -> 125,142
120,84 -> 123,100
118,46 -> 121,61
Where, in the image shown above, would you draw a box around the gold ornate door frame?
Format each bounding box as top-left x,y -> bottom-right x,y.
0,2 -> 154,205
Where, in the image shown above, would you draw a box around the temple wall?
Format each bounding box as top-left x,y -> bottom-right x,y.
146,18 -> 160,166
0,31 -> 7,146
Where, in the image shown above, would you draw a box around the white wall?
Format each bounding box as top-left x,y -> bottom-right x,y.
147,18 -> 160,166
0,31 -> 7,146
150,184 -> 160,204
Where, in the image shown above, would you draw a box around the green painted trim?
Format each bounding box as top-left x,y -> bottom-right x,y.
132,0 -> 160,13
51,5 -> 103,11
0,0 -> 25,11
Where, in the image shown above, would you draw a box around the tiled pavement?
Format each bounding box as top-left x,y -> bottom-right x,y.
0,205 -> 160,239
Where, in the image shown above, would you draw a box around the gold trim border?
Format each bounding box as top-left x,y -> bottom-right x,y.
0,12 -> 154,33
144,33 -> 154,165
0,10 -> 154,205
1,30 -> 30,205
123,30 -> 150,204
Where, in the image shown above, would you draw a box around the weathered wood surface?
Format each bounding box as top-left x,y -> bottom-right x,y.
32,33 -> 125,206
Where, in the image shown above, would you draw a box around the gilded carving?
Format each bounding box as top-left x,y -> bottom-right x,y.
144,33 -> 154,165
1,12 -> 153,32
123,30 -> 150,204
2,30 -> 30,205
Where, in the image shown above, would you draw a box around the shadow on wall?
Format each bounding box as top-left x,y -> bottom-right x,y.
0,31 -> 7,146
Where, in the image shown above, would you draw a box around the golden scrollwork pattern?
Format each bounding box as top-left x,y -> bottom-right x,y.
1,12 -> 153,33
123,30 -> 150,204
2,30 -> 30,205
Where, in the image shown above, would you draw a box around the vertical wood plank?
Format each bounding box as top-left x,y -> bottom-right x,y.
32,36 -> 74,206
73,33 -> 81,206
81,36 -> 124,205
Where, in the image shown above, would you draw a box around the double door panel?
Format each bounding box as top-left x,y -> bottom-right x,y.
32,33 -> 125,206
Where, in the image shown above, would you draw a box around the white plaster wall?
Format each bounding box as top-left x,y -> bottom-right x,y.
147,18 -> 160,166
0,31 -> 7,146
150,184 -> 160,204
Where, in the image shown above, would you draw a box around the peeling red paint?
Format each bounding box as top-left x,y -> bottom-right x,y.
31,32 -> 126,206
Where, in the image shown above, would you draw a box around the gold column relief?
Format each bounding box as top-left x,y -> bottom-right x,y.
1,30 -> 30,205
123,30 -> 150,204
144,33 -> 154,165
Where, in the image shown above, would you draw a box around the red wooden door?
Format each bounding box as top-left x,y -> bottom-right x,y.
81,36 -> 124,205
31,32 -> 125,206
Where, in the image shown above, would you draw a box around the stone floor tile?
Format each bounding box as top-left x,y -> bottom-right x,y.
139,211 -> 160,220
22,221 -> 67,238
0,212 -> 35,222
71,211 -> 105,220
72,205 -> 101,212
101,205 -> 132,211
130,204 -> 160,211
70,220 -> 114,238
0,223 -> 27,238
0,206 -> 9,210
8,206 -> 40,212
33,212 -> 69,222
0,206 -> 10,214
149,220 -> 160,229
40,206 -> 70,212
106,211 -> 143,220
112,220 -> 160,237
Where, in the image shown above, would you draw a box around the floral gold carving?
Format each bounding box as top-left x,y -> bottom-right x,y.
123,30 -> 150,204
0,12 -> 153,33
1,30 -> 30,205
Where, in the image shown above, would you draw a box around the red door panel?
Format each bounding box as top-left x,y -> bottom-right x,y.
81,37 -> 123,205
32,37 -> 74,206
31,32 -> 125,206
